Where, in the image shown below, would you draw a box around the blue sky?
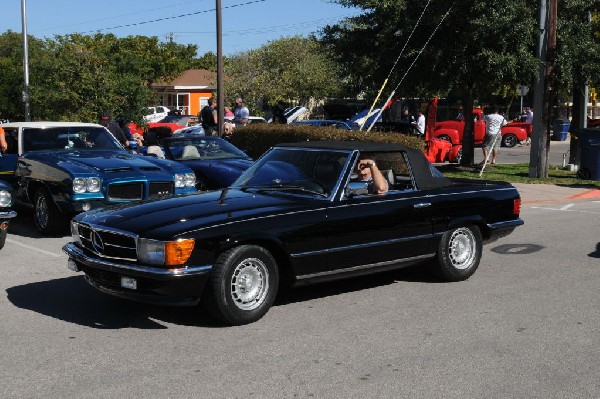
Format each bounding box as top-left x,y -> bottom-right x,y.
1,0 -> 359,55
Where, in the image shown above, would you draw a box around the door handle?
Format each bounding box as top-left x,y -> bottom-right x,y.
413,202 -> 431,209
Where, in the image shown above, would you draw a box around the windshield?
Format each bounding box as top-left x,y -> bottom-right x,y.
232,147 -> 350,197
23,126 -> 123,152
163,136 -> 248,161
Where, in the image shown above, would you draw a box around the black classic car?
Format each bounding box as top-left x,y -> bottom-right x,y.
63,141 -> 524,325
0,122 -> 197,235
0,179 -> 17,250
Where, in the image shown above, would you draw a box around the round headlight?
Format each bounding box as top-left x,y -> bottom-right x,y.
87,177 -> 101,193
73,178 -> 87,193
174,174 -> 185,188
185,173 -> 196,187
0,190 -> 12,207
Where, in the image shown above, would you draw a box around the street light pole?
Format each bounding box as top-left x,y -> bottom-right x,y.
216,0 -> 224,137
21,0 -> 31,121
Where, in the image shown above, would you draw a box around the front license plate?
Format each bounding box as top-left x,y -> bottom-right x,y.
121,276 -> 137,290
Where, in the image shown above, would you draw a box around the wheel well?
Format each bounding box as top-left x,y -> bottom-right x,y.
26,181 -> 50,204
221,238 -> 294,289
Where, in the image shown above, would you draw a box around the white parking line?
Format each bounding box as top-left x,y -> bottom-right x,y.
6,238 -> 63,257
531,204 -> 600,215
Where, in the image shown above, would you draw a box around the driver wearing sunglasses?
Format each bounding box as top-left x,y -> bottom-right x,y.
353,153 -> 388,195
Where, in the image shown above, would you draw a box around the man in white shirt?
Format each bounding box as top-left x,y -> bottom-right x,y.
482,106 -> 507,164
413,109 -> 425,136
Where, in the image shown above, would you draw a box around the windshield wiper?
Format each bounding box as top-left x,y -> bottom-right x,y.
242,184 -> 328,197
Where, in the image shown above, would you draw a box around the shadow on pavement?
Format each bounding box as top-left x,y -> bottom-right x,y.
6,276 -> 221,329
275,263 -> 439,306
7,264 -> 438,328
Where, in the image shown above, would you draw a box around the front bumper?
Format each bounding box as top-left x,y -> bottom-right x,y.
63,242 -> 212,306
0,210 -> 17,220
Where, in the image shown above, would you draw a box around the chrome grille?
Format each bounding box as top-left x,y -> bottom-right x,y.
108,182 -> 143,200
76,223 -> 137,261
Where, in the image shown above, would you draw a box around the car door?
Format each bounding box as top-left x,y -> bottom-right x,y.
0,127 -> 19,188
326,189 -> 435,272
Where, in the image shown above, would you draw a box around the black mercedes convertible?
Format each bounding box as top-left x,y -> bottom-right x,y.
64,141 -> 523,325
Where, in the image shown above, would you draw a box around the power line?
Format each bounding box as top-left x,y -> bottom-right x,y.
172,13 -> 360,36
42,0 -> 214,32
80,0 -> 267,34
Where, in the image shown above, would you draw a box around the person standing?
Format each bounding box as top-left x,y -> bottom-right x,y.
482,106 -> 507,164
201,97 -> 218,136
0,126 -> 7,153
99,112 -> 128,147
233,97 -> 249,126
413,109 -> 425,136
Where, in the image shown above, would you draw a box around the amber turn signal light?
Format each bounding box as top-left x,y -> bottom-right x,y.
165,239 -> 195,266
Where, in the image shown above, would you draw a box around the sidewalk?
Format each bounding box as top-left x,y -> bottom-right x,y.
513,182 -> 600,204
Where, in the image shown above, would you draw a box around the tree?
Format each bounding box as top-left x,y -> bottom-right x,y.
224,36 -> 341,114
0,31 -> 199,122
322,0 -> 539,164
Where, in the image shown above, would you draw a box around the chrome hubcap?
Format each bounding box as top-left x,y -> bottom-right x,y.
230,258 -> 269,311
448,228 -> 476,270
35,195 -> 49,229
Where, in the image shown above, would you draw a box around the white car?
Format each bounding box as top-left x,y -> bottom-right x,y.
143,106 -> 170,123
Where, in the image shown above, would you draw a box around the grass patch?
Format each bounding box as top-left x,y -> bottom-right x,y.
437,163 -> 600,188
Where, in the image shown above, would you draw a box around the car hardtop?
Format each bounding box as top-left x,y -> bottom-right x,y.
1,121 -> 102,129
272,141 -> 453,191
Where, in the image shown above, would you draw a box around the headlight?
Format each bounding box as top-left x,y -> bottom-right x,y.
174,174 -> 185,188
73,178 -> 87,193
70,221 -> 82,244
0,190 -> 12,207
185,173 -> 196,187
73,177 -> 101,193
87,177 -> 101,192
138,238 -> 195,266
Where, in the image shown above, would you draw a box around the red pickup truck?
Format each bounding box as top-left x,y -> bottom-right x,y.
433,109 -> 532,148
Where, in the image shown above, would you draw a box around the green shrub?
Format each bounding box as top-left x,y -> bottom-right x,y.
229,124 -> 424,159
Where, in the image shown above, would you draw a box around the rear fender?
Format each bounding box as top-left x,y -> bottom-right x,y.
501,126 -> 527,140
433,128 -> 460,145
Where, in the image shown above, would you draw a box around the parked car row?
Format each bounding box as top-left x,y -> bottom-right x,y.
0,122 -> 198,235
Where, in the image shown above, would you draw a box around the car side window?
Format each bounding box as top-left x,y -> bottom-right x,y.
371,152 -> 415,191
3,128 -> 18,154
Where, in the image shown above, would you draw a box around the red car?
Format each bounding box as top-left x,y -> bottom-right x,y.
434,109 -> 532,148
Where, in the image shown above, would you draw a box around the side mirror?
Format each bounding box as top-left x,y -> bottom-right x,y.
345,181 -> 369,197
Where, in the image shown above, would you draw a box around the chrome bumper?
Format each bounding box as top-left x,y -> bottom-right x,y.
0,210 -> 17,220
62,242 -> 212,277
487,218 -> 524,231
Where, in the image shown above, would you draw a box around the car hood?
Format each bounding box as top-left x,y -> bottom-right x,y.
75,188 -> 315,239
32,151 -> 172,174
180,158 -> 253,188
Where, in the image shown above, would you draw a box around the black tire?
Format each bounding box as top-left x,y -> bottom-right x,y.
435,225 -> 482,281
501,134 -> 518,148
204,245 -> 279,325
33,188 -> 67,235
0,228 -> 6,250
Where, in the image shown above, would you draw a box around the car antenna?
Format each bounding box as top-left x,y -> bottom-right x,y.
366,4 -> 453,133
359,0 -> 433,131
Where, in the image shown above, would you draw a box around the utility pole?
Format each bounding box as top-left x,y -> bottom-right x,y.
569,11 -> 591,166
216,0 -> 224,138
21,0 -> 31,121
529,0 -> 557,178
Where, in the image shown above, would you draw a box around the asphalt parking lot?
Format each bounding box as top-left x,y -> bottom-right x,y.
1,175 -> 599,398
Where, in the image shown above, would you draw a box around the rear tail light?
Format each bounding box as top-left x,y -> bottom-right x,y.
513,198 -> 521,215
